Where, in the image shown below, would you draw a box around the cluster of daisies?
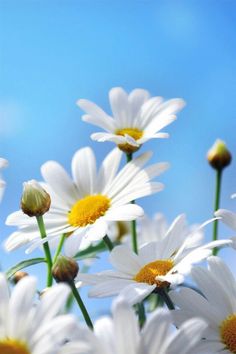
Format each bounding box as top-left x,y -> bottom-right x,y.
1,87 -> 236,354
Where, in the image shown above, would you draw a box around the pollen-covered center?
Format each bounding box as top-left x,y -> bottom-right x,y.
134,259 -> 174,288
116,128 -> 143,141
115,128 -> 143,154
0,339 -> 30,354
68,195 -> 111,227
220,313 -> 236,353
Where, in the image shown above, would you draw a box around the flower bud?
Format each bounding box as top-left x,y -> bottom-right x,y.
12,271 -> 28,284
207,139 -> 232,170
21,180 -> 51,217
52,255 -> 79,283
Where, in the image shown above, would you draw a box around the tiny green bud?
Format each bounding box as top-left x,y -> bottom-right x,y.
52,255 -> 79,283
207,139 -> 232,170
21,180 -> 51,217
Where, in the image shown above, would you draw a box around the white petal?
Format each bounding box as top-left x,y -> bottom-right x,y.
71,147 -> 97,196
109,245 -> 142,274
41,161 -> 78,206
77,98 -> 116,131
104,204 -> 144,221
118,282 -> 155,305
88,279 -> 134,298
167,318 -> 208,354
112,299 -> 139,354
128,88 -> 150,125
91,132 -> 126,144
215,209 -> 236,230
97,148 -> 122,192
109,87 -> 130,126
31,283 -> 71,335
8,276 -> 37,337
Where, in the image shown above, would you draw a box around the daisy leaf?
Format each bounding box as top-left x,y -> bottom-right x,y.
6,257 -> 46,279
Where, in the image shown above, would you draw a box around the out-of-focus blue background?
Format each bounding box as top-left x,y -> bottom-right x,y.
1,0 -> 236,318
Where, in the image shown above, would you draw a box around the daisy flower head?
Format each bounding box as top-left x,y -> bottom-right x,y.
77,87 -> 185,154
77,214 -> 233,305
0,157 -> 8,202
59,298 -> 207,354
169,256 -> 236,354
5,147 -> 168,256
0,273 -> 76,354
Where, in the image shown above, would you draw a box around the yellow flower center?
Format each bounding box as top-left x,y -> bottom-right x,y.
115,128 -> 143,153
134,259 -> 174,288
0,339 -> 30,354
68,195 -> 111,227
220,313 -> 236,353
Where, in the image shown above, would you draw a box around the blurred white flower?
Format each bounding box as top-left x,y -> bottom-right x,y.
0,273 -> 76,354
170,256 -> 236,354
59,298 -> 206,354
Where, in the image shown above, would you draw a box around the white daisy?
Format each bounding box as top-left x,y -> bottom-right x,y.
169,256 -> 236,354
0,157 -> 8,202
77,87 -> 185,153
0,273 -> 76,354
77,214 -> 233,305
5,147 -> 168,256
59,298 -> 207,354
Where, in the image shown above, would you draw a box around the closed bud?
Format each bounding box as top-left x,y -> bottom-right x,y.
207,139 -> 232,171
52,255 -> 79,283
12,271 -> 28,284
21,180 -> 51,217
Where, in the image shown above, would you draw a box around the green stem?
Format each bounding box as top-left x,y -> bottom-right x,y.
136,302 -> 146,328
126,152 -> 138,254
212,169 -> 222,256
36,215 -> 53,287
103,234 -> 114,251
157,288 -> 175,310
69,281 -> 93,329
53,234 -> 66,264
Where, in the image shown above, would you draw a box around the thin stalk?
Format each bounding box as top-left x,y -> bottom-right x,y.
53,234 -> 66,264
212,169 -> 222,256
126,152 -> 138,254
103,234 -> 114,251
69,281 -> 93,329
36,215 -> 53,287
136,302 -> 146,328
157,288 -> 175,310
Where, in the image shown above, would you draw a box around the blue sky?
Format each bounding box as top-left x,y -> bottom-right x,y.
1,0 -> 236,317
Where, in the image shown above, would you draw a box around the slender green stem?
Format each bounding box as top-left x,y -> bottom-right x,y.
131,219 -> 138,254
136,302 -> 146,328
53,234 -> 66,264
212,169 -> 222,256
36,215 -> 53,287
103,234 -> 114,251
69,281 -> 93,329
126,152 -> 138,254
157,288 -> 175,310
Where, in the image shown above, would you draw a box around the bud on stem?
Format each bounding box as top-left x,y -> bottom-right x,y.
207,139 -> 232,171
21,180 -> 51,217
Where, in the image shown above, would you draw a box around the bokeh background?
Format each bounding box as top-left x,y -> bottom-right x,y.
1,0 -> 236,318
